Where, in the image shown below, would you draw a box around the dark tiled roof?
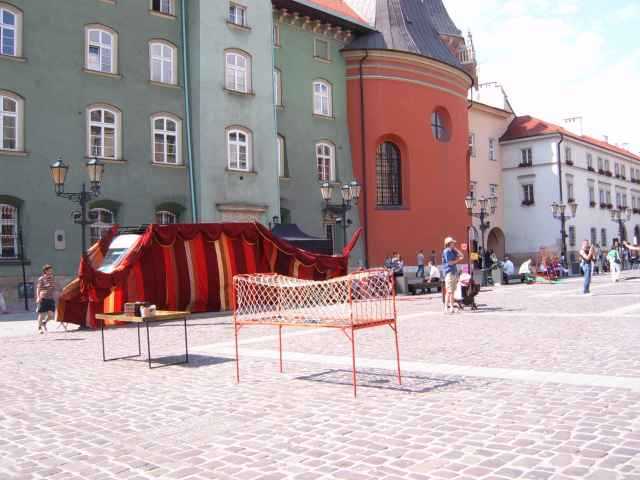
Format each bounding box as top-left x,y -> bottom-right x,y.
421,0 -> 462,37
346,0 -> 463,71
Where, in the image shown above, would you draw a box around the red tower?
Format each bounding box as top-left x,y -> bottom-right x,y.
343,0 -> 475,266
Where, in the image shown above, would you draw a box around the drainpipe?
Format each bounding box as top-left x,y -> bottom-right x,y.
180,0 -> 198,222
358,49 -> 369,267
270,12 -> 280,225
556,132 -> 567,263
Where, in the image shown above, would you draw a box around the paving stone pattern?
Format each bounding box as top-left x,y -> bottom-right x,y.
1,273 -> 640,479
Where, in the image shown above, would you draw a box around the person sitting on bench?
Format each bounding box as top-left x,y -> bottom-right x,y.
427,261 -> 441,283
518,258 -> 535,283
502,256 -> 515,283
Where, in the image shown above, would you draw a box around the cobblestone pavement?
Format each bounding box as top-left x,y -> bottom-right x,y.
2,273 -> 640,479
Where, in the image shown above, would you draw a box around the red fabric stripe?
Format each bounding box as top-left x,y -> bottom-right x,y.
190,234 -> 209,312
221,235 -> 236,308
242,239 -> 257,274
163,246 -> 178,310
231,236 -> 248,274
173,238 -> 191,311
204,239 -> 221,312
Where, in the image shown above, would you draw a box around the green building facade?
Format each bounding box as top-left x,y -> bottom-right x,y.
0,0 -> 367,306
274,4 -> 365,254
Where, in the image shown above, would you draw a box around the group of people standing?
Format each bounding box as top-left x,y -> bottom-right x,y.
579,238 -> 635,294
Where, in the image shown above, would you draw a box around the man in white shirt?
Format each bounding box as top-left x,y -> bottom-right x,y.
427,261 -> 440,283
518,258 -> 534,283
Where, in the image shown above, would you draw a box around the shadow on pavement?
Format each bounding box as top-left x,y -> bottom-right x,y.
122,354 -> 234,369
295,369 -> 463,394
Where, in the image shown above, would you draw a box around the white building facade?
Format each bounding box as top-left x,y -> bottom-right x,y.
501,116 -> 640,265
468,101 -> 513,258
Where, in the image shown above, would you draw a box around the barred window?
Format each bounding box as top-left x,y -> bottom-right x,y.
0,203 -> 17,258
376,142 -> 402,207
156,210 -> 177,225
89,208 -> 114,245
152,0 -> 175,15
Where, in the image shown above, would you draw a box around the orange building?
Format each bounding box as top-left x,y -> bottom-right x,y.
343,0 -> 475,265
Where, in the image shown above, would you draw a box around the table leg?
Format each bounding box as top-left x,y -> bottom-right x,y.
183,316 -> 189,363
101,319 -> 106,361
146,321 -> 152,369
101,321 -> 143,362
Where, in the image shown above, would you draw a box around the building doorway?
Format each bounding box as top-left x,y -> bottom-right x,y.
487,227 -> 506,259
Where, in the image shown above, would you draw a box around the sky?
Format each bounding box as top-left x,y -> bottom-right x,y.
346,0 -> 640,154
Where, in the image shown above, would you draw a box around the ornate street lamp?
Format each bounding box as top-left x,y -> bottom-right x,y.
320,182 -> 333,202
466,192 -> 498,272
320,180 -> 362,249
551,201 -> 578,263
49,157 -> 105,255
610,206 -> 631,242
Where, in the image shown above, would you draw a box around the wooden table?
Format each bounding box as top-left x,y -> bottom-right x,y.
96,311 -> 190,368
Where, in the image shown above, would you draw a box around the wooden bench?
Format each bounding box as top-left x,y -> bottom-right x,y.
503,274 -> 526,285
407,278 -> 442,294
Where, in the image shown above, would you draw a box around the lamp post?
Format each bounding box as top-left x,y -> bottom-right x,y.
610,206 -> 631,243
465,193 -> 498,269
49,157 -> 105,255
550,200 -> 578,264
320,180 -> 361,249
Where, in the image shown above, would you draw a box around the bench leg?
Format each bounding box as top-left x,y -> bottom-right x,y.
278,325 -> 283,373
390,322 -> 402,385
350,328 -> 357,398
235,323 -> 240,383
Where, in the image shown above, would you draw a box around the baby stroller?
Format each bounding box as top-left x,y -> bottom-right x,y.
454,273 -> 480,310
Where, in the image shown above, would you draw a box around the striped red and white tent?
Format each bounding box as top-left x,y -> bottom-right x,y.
57,222 -> 361,328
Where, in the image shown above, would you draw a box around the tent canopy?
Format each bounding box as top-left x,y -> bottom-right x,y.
58,222 -> 362,328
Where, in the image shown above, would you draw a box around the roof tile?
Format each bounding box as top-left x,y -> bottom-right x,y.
501,115 -> 640,163
306,0 -> 368,24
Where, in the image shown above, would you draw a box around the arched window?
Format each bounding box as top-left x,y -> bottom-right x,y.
0,91 -> 23,151
89,208 -> 114,245
431,109 -> 450,142
225,50 -> 250,93
151,114 -> 181,165
149,41 -> 177,84
277,134 -> 285,177
0,3 -> 22,57
85,26 -> 117,74
376,142 -> 402,206
316,142 -> 335,182
227,127 -> 251,171
273,68 -> 282,106
313,80 -> 332,116
0,203 -> 17,258
156,210 -> 177,225
87,105 -> 121,159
